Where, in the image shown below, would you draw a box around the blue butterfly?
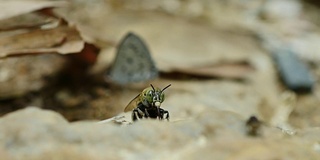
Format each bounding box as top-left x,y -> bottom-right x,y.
107,32 -> 158,85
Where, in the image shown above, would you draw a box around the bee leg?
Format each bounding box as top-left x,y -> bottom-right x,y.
144,108 -> 150,118
132,108 -> 144,121
158,108 -> 169,121
163,110 -> 169,121
157,108 -> 161,120
132,110 -> 139,121
157,108 -> 163,120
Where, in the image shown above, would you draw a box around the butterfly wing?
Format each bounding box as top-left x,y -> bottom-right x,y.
107,32 -> 158,85
124,94 -> 140,112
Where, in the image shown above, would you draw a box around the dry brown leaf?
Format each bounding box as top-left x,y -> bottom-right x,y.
0,1 -> 67,21
0,26 -> 84,58
0,12 -> 59,31
172,62 -> 254,79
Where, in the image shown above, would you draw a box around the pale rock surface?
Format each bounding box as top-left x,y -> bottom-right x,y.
0,107 -> 319,160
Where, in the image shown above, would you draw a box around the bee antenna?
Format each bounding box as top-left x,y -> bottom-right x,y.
150,84 -> 155,91
161,84 -> 171,92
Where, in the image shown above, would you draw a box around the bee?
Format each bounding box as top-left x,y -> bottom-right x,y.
124,84 -> 171,121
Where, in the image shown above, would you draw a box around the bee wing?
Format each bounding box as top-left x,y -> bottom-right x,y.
124,94 -> 140,112
107,32 -> 158,85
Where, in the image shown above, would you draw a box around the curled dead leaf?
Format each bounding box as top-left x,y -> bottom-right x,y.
0,26 -> 84,58
0,1 -> 67,21
0,12 -> 59,31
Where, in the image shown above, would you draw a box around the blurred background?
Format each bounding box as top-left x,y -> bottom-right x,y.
1,0 -> 320,159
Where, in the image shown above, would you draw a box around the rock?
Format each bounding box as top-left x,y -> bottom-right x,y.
0,54 -> 65,99
273,49 -> 314,92
260,0 -> 302,21
0,107 -> 319,159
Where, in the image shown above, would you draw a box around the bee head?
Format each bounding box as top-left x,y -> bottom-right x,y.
141,84 -> 171,107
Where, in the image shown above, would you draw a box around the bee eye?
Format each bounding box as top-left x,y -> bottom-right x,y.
145,90 -> 154,103
160,93 -> 165,102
